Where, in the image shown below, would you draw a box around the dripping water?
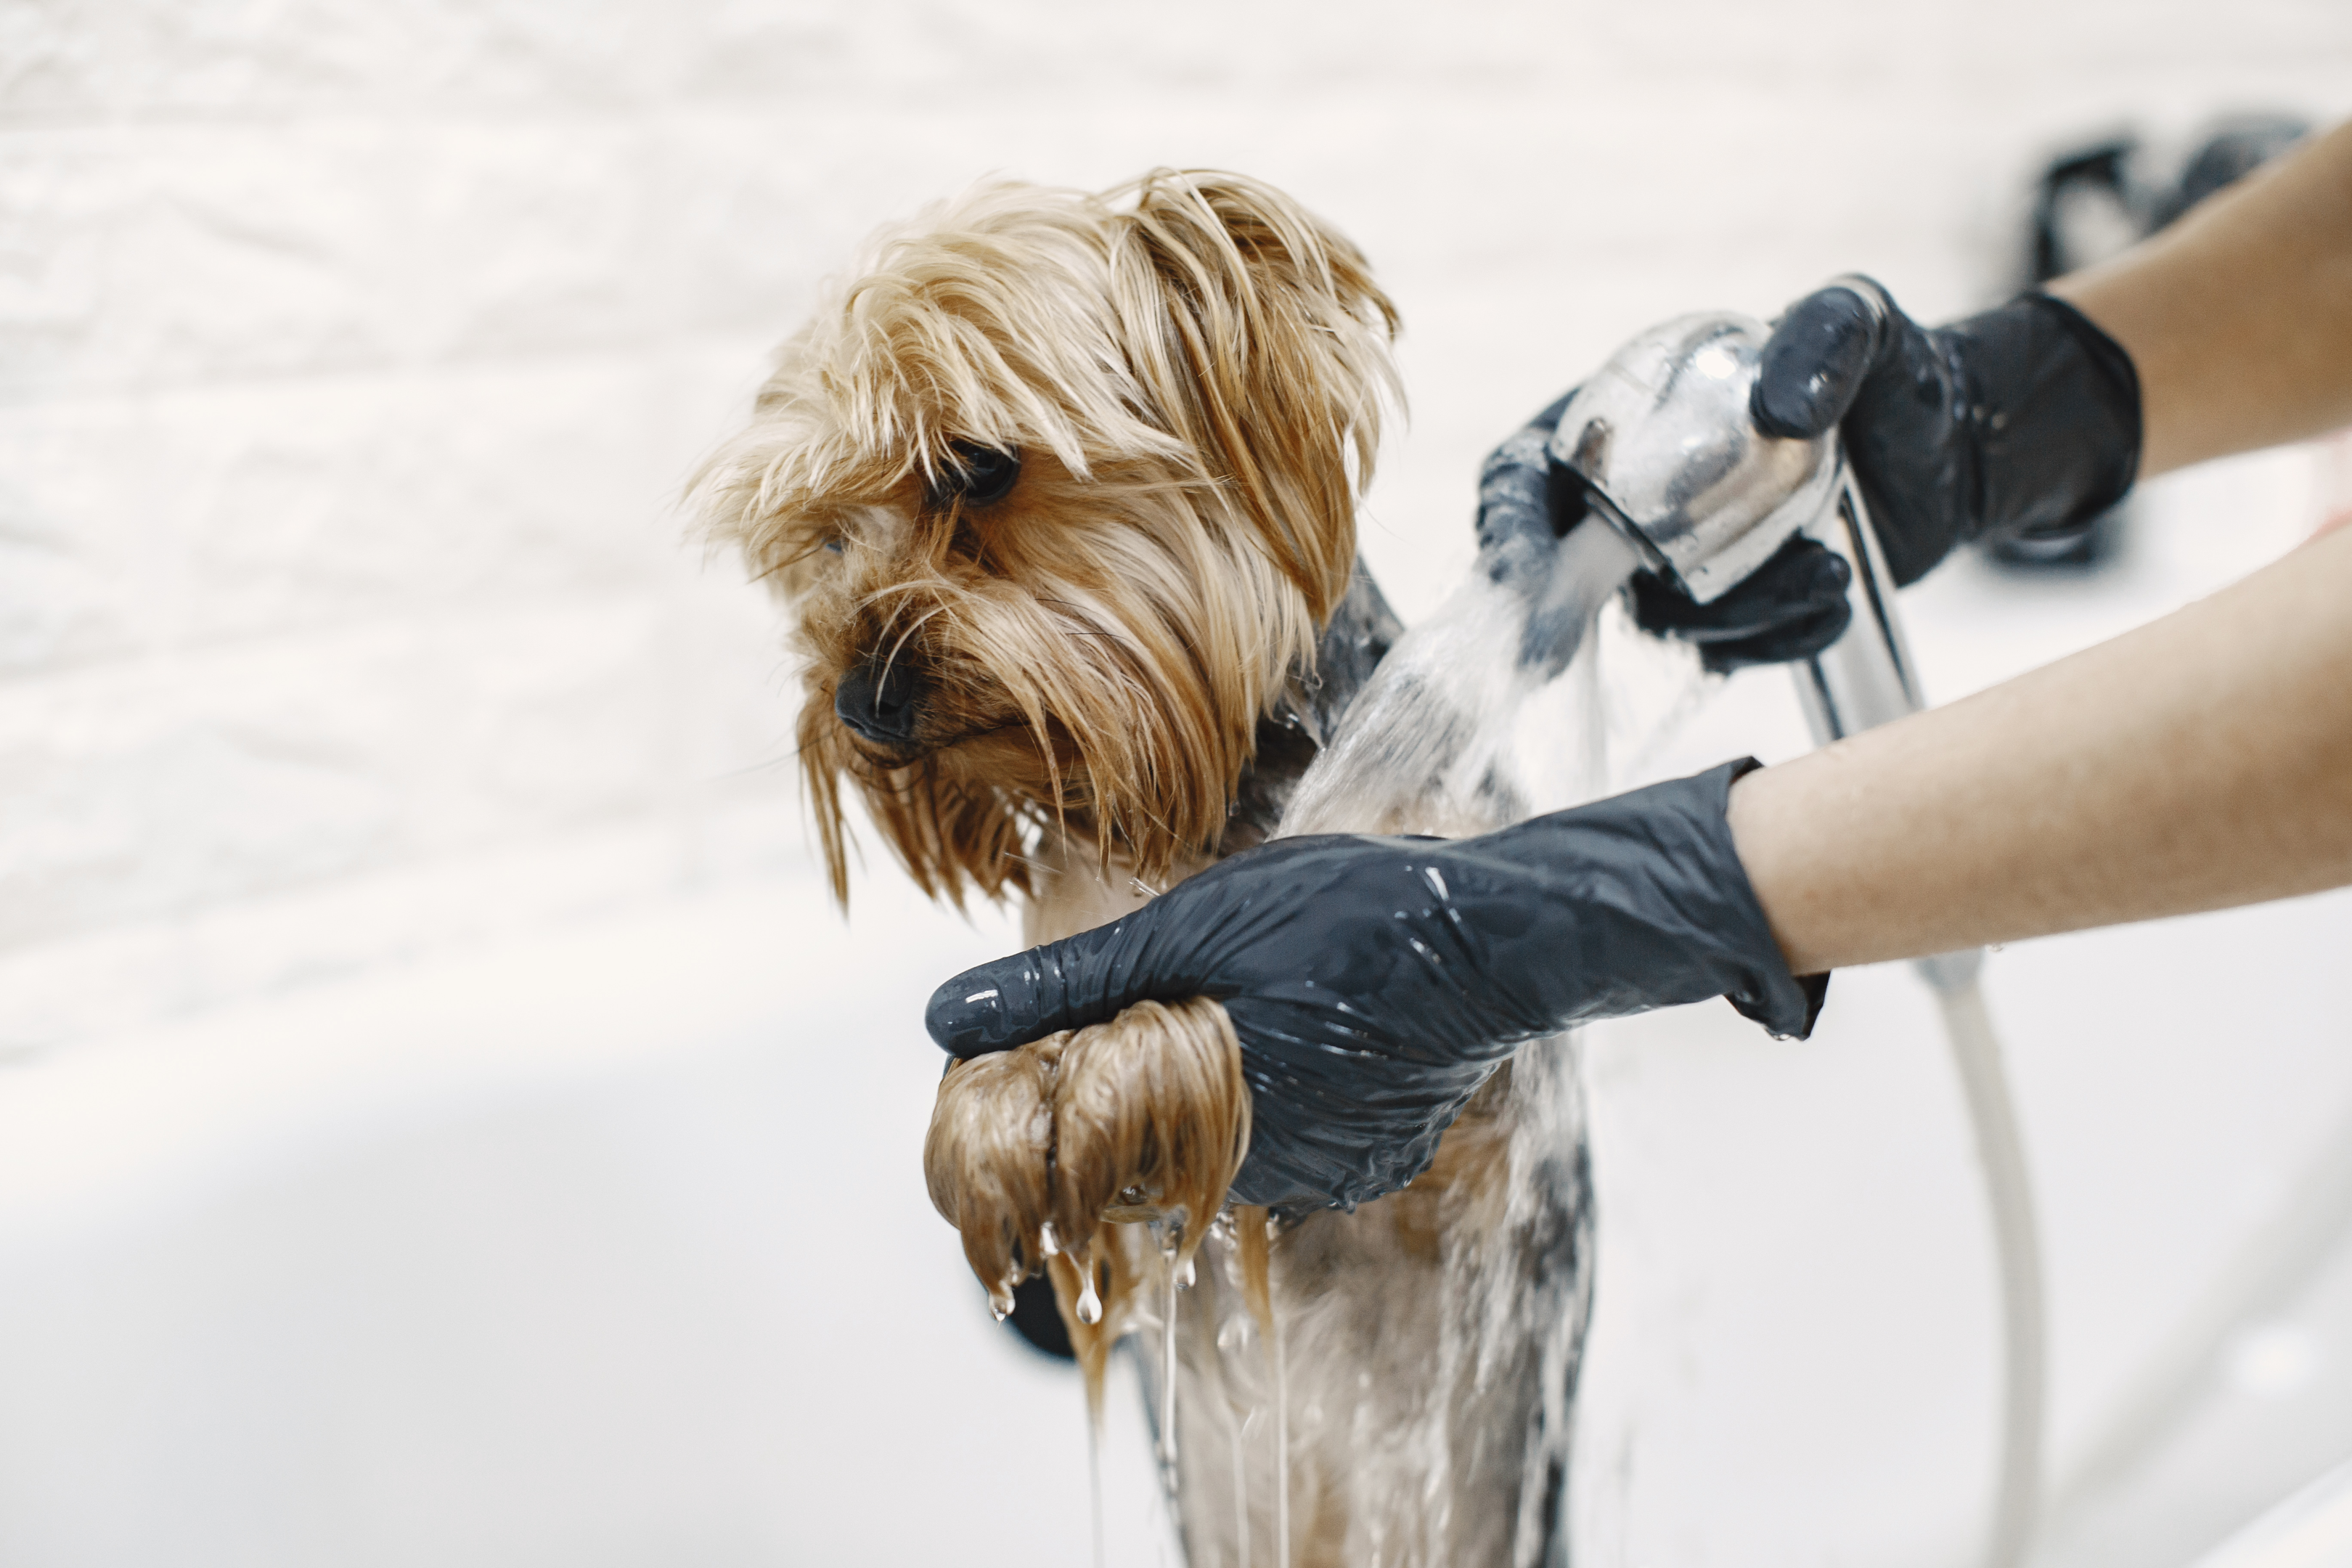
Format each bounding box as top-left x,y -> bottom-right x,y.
1089,1405 -> 1107,1568
1156,1221 -> 1183,1498
1266,1212 -> 1290,1568
1054,520 -> 1667,1563
1077,1257 -> 1103,1325
1231,1408 -> 1253,1568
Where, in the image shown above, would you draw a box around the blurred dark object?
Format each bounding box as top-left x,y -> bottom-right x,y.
2153,115 -> 2312,229
2028,138 -> 2140,289
1991,113 -> 2308,571
2025,115 -> 2310,290
1003,1270 -> 1075,1361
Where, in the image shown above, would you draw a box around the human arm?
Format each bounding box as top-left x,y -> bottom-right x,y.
921,124 -> 2352,1211
1739,118 -> 2352,590
926,532 -> 2352,1209
1728,119 -> 2352,968
927,762 -> 1817,1209
2051,116 -> 2352,478
1728,520 -> 2352,973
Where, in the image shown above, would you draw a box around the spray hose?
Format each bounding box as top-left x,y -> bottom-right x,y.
1794,473 -> 2048,1568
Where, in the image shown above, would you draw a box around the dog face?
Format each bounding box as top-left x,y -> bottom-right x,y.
695,171 -> 1400,905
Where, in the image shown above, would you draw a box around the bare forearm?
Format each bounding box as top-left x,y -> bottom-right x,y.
2051,118 -> 2352,478
1729,525 -> 2352,973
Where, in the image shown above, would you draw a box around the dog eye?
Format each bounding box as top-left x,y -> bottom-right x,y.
934,441 -> 1021,507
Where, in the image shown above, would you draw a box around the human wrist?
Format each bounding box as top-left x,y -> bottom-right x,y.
1797,278 -> 2141,587
1487,760 -> 1825,1039
1948,292 -> 2142,544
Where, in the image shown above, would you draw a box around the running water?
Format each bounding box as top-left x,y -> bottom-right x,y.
1096,515 -> 1706,1565
1266,1216 -> 1291,1568
1089,1408 -> 1108,1568
1281,520 -> 1675,841
1230,518 -> 1689,1563
1230,1409 -> 1253,1568
1158,1224 -> 1183,1498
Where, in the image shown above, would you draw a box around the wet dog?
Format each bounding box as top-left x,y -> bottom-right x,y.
694,169 -> 1683,1566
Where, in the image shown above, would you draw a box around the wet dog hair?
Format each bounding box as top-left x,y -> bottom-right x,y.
923,997 -> 1262,1403
689,170 -> 1400,907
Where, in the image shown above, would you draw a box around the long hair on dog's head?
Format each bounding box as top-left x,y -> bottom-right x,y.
693,169 -> 1400,905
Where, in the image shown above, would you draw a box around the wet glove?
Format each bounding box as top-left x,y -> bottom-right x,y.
926,759 -> 1823,1212
1482,394 -> 1855,674
1622,535 -> 1855,673
1749,277 -> 2143,587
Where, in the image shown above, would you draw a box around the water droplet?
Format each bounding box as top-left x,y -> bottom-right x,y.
1179,1254 -> 1196,1289
989,1286 -> 1014,1321
1039,1220 -> 1061,1257
1077,1266 -> 1103,1325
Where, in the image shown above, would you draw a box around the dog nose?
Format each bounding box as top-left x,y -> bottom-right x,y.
834,660 -> 926,745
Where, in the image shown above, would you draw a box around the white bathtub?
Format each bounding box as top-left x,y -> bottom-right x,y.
1,448 -> 2346,1568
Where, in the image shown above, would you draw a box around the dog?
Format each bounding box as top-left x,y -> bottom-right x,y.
694,168 -> 1698,1567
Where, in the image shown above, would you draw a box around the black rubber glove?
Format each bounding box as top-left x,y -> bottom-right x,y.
926,760 -> 1824,1212
1625,534 -> 1854,673
1751,277 -> 2142,587
1482,394 -> 1855,674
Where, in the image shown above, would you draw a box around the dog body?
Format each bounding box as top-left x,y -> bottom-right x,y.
696,171 -> 1698,1566
1028,509 -> 1678,1564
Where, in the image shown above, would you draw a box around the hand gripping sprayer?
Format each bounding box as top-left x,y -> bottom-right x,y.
1548,295 -> 2046,1568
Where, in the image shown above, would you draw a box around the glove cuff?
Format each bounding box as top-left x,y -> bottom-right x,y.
1493,759 -> 1826,1040
2029,289 -> 2144,516
1951,291 -> 2144,552
1694,758 -> 1829,1039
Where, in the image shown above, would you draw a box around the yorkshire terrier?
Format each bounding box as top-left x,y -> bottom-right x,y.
695,168 -> 1687,1567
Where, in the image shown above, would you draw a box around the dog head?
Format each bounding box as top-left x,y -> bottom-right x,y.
694,170 -> 1400,906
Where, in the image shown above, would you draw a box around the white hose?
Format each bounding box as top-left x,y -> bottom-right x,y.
1921,955 -> 2047,1568
1793,471 -> 2049,1568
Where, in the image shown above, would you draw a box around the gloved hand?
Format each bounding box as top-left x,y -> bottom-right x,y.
1749,277 -> 2142,587
926,760 -> 1823,1212
1624,535 -> 1854,673
1480,394 -> 1855,674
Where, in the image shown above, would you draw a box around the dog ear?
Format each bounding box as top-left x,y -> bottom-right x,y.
1110,171 -> 1401,624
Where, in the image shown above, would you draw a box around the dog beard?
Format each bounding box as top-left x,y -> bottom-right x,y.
793,447 -> 1336,904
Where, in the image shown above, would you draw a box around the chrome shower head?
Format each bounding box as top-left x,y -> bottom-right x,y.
1546,311 -> 1838,605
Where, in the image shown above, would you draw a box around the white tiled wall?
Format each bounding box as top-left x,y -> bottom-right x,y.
4,0 -> 2348,1052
